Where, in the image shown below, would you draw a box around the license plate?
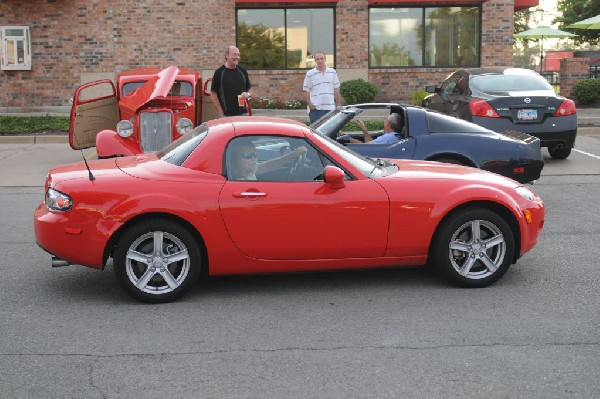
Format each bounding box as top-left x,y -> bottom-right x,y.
517,109 -> 537,121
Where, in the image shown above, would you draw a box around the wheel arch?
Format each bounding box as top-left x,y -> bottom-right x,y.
426,153 -> 477,167
428,200 -> 521,264
102,212 -> 209,275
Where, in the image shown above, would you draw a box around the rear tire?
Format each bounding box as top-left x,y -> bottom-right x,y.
114,219 -> 201,303
548,145 -> 571,160
431,207 -> 515,288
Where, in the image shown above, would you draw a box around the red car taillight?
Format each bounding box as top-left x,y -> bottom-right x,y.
470,100 -> 499,118
554,99 -> 576,117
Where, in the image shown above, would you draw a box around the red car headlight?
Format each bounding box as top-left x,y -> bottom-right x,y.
45,188 -> 73,212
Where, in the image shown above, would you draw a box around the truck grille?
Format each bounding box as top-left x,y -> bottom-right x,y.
140,111 -> 172,152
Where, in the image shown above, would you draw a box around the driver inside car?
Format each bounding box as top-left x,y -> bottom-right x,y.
229,138 -> 307,180
343,113 -> 404,144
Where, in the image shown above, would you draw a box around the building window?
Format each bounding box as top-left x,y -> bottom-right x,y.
369,6 -> 480,68
237,8 -> 335,70
1,26 -> 32,70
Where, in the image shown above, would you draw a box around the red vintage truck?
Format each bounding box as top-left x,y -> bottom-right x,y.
69,65 -> 251,158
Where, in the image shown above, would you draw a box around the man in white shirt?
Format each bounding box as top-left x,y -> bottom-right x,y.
303,51 -> 342,123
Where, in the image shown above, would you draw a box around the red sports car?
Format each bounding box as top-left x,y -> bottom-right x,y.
35,117 -> 545,303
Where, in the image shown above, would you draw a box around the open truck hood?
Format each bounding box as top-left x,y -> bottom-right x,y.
119,65 -> 180,115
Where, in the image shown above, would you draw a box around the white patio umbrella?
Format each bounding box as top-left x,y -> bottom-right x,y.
567,14 -> 600,30
514,26 -> 578,72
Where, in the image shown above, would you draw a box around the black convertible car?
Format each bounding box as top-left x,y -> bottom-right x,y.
313,103 -> 544,183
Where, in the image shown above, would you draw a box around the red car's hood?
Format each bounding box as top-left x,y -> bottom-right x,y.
119,65 -> 179,115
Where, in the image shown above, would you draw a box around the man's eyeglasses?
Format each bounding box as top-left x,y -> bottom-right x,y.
241,151 -> 257,160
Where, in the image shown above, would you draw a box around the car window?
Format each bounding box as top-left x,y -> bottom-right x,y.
471,74 -> 553,92
158,125 -> 208,165
441,75 -> 461,96
168,81 -> 193,96
311,133 -> 395,178
225,136 -> 327,182
123,80 -> 193,97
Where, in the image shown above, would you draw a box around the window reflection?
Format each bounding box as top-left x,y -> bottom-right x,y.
369,6 -> 480,68
237,8 -> 334,69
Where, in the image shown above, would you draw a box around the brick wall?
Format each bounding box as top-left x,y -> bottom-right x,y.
559,57 -> 589,99
0,0 -> 528,108
0,0 -> 237,107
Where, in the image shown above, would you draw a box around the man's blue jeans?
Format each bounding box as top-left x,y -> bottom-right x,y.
309,109 -> 330,124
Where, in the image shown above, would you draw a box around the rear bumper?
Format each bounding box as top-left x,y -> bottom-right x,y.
473,115 -> 577,148
482,158 -> 544,184
34,203 -> 121,269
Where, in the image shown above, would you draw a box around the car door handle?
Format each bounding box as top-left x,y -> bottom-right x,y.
232,191 -> 267,198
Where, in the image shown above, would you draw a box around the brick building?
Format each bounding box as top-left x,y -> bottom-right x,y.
1,0 -> 539,109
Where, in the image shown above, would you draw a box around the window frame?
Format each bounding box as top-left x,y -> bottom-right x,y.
236,6 -> 336,70
368,5 -> 481,69
1,26 -> 32,71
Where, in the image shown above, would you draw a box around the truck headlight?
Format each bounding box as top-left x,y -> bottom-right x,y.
117,120 -> 134,138
176,117 -> 193,134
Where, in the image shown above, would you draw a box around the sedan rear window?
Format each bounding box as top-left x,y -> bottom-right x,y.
471,74 -> 553,93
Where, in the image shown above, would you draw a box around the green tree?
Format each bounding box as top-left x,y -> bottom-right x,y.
554,0 -> 600,45
513,9 -> 541,69
238,23 -> 286,69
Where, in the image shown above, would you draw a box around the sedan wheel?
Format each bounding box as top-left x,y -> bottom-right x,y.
114,219 -> 201,303
431,207 -> 515,287
548,145 -> 572,160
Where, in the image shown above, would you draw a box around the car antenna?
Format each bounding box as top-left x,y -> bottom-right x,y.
72,133 -> 96,181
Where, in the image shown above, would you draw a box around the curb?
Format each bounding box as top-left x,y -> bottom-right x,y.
0,135 -> 68,144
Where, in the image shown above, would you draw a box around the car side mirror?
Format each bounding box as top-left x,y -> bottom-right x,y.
324,165 -> 346,189
425,85 -> 438,94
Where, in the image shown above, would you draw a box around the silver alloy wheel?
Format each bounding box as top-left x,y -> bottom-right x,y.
125,231 -> 191,295
447,219 -> 506,280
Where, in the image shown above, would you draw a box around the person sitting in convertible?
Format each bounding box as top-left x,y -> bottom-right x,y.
347,113 -> 404,144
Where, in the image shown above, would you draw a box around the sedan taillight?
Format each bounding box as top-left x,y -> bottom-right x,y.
470,100 -> 499,118
554,99 -> 576,117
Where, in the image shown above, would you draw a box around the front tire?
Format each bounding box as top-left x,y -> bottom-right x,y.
114,219 -> 201,303
431,207 -> 515,288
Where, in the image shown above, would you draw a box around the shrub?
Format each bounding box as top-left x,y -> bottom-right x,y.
0,115 -> 69,134
573,78 -> 600,105
340,79 -> 379,104
409,90 -> 429,106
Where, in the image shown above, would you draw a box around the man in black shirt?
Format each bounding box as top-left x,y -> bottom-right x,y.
210,46 -> 252,117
